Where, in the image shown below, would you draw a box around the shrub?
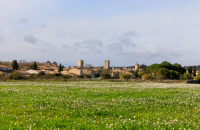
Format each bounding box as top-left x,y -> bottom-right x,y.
79,75 -> 84,78
85,74 -> 91,78
0,74 -> 8,80
54,73 -> 62,76
31,73 -> 36,77
38,71 -> 45,76
64,75 -> 72,78
8,72 -> 22,80
141,74 -> 153,80
182,73 -> 190,80
119,73 -> 131,79
194,76 -> 200,83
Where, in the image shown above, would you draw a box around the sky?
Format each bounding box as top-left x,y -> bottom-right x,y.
0,0 -> 200,67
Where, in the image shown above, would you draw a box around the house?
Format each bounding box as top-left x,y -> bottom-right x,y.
0,65 -> 13,76
0,65 -> 11,71
111,72 -> 117,78
91,71 -> 97,78
69,68 -> 82,75
196,71 -> 199,76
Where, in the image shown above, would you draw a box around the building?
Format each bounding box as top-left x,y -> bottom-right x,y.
69,68 -> 83,75
104,60 -> 110,69
135,63 -> 139,71
0,65 -> 13,76
46,61 -> 51,66
78,60 -> 84,68
52,61 -> 58,67
0,65 -> 11,71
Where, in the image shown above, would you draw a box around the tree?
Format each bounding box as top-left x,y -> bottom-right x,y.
99,69 -> 111,79
187,66 -> 192,74
139,64 -> 147,69
193,66 -> 196,77
85,64 -> 93,68
58,64 -> 63,72
182,73 -> 190,80
156,68 -> 170,79
8,72 -> 22,80
142,74 -> 153,80
12,60 -> 18,70
146,61 -> 185,74
119,73 -> 131,79
173,63 -> 186,74
31,61 -> 37,70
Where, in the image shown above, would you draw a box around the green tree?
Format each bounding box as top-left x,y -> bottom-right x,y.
8,72 -> 22,80
99,69 -> 111,79
194,76 -> 200,83
187,66 -> 192,74
119,73 -> 131,79
146,61 -> 185,75
12,60 -> 18,70
156,68 -> 170,79
139,64 -> 147,69
173,63 -> 185,74
169,70 -> 179,79
193,66 -> 196,77
31,61 -> 37,70
58,64 -> 63,72
182,73 -> 190,80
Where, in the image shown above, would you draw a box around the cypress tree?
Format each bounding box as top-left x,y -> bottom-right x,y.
31,61 -> 37,70
58,64 -> 63,72
193,66 -> 196,77
12,60 -> 18,70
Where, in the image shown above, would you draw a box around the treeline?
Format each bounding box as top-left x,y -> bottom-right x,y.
0,60 -> 45,70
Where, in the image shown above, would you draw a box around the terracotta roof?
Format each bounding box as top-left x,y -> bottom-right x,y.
0,65 -> 11,68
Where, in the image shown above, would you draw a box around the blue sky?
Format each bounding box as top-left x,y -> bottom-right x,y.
0,0 -> 200,67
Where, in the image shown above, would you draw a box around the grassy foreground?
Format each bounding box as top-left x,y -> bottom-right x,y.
0,82 -> 200,129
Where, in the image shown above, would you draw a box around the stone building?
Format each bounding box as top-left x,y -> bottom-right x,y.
46,61 -> 51,66
135,63 -> 139,71
52,61 -> 58,67
104,60 -> 110,69
78,60 -> 84,68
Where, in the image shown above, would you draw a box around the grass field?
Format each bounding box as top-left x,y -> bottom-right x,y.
0,81 -> 200,129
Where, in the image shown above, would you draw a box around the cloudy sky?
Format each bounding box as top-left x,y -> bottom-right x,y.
0,0 -> 200,67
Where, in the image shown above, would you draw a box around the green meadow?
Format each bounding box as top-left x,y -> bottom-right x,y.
0,81 -> 200,129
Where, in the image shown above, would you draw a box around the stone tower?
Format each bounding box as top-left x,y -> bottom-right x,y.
78,60 -> 84,68
104,60 -> 110,69
135,63 -> 139,71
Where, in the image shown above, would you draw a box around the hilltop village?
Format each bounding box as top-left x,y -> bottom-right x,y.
0,59 -> 199,80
